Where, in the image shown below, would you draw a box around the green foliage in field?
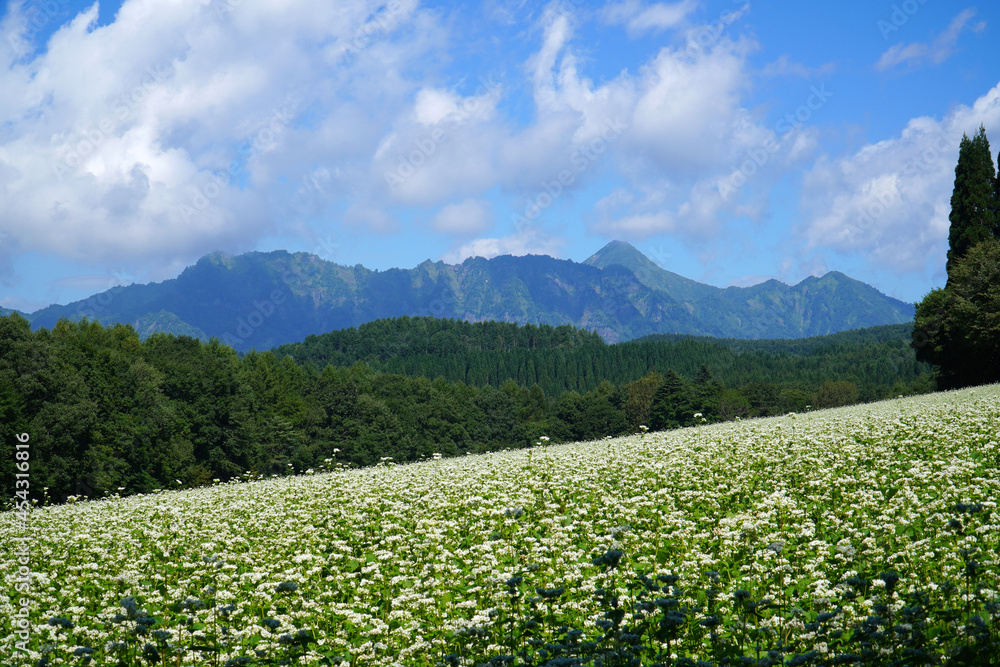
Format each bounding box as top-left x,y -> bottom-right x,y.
0,314 -> 933,503
3,387 -> 998,665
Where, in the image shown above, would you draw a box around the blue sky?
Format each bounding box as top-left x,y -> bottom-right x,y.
1,0 -> 998,312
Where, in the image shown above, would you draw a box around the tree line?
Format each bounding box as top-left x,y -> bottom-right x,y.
914,124 -> 1000,388
1,313 -> 933,504
274,317 -> 929,397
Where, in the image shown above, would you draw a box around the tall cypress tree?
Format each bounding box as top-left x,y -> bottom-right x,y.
946,125 -> 998,277
916,126 -> 1000,388
996,147 -> 1000,236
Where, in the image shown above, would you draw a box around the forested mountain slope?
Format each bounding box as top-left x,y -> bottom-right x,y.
22,242 -> 914,350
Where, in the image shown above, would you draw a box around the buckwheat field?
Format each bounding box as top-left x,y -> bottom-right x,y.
3,385 -> 999,666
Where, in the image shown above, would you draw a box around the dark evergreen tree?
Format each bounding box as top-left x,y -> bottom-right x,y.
914,238 -> 1000,388
572,381 -> 628,441
996,147 -> 1000,235
691,363 -> 723,421
622,372 -> 663,431
946,126 -> 998,277
649,370 -> 692,431
916,126 -> 1000,388
715,388 -> 751,421
814,380 -> 859,408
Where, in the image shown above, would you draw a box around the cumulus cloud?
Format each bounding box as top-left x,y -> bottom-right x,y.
590,48 -> 824,240
373,74 -> 505,206
431,199 -> 495,235
375,0 -> 759,228
0,0 -> 787,286
509,3 -> 807,242
10,0 -> 969,305
628,40 -> 753,173
876,8 -> 986,71
0,0 -> 434,280
598,211 -> 677,236
799,82 -> 1000,277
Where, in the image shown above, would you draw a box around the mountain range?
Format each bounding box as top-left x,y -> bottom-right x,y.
15,241 -> 915,350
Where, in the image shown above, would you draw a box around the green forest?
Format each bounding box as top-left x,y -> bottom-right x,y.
274,317 -> 927,396
0,313 -> 932,505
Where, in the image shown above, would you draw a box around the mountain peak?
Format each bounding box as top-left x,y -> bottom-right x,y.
603,239 -> 639,252
584,240 -> 645,266
19,242 -> 915,348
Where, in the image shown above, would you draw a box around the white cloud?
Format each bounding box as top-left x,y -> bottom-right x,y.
876,8 -> 986,71
0,0 -> 777,281
799,82 -> 1000,278
601,0 -> 698,37
431,199 -> 495,235
0,0 -> 435,281
628,40 -> 753,173
761,54 -> 836,79
343,203 -> 399,234
596,211 -> 676,236
527,10 -> 573,111
4,0 -> 934,305
414,89 -> 461,125
508,4 -> 798,243
441,230 -> 564,263
473,3 -> 832,247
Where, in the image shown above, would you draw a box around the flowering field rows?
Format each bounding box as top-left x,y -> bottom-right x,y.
3,385 -> 1000,665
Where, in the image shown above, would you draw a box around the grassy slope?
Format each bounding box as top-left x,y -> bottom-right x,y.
2,386 -> 998,665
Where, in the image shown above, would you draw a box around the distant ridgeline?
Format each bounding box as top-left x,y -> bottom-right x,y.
273,316 -> 930,397
0,313 -> 931,505
19,241 -> 915,352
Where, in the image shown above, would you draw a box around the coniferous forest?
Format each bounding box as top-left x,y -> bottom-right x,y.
0,313 -> 931,504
